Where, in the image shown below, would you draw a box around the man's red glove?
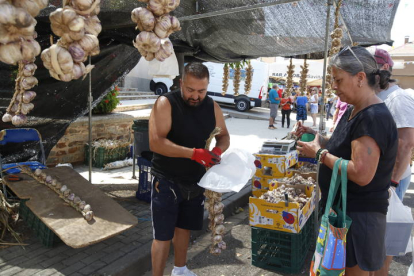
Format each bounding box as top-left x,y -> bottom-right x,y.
191,148 -> 221,167
211,147 -> 222,157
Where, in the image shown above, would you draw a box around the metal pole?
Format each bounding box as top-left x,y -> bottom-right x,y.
88,55 -> 92,183
315,0 -> 333,235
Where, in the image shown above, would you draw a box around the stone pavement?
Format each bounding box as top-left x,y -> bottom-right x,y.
0,182 -> 251,276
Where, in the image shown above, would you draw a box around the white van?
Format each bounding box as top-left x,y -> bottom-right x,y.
150,60 -> 269,112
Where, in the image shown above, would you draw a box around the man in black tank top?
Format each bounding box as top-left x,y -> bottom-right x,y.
148,63 -> 230,276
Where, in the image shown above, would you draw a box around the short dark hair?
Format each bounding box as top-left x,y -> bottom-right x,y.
183,63 -> 209,81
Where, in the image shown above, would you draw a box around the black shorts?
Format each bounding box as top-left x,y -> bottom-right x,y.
151,177 -> 205,241
346,211 -> 386,271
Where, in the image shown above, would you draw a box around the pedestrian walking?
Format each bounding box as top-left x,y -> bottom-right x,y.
268,84 -> 281,129
295,92 -> 308,124
372,48 -> 414,276
280,93 -> 292,128
325,93 -> 334,120
296,46 -> 398,276
329,97 -> 349,132
149,63 -> 230,276
309,88 -> 318,127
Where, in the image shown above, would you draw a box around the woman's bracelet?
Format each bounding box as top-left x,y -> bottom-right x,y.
316,148 -> 329,163
320,151 -> 328,163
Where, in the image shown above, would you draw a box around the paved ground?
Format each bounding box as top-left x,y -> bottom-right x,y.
1,102 -> 412,276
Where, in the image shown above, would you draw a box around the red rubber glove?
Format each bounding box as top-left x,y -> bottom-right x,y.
191,148 -> 221,167
211,147 -> 222,157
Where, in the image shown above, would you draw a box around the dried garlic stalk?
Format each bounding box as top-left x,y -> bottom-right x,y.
285,58 -> 294,96
299,58 -> 308,95
244,61 -> 253,95
20,166 -> 94,221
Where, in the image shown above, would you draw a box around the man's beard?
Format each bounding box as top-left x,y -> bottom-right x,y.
183,97 -> 204,107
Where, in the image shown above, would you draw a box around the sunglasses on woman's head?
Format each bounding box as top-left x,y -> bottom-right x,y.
337,46 -> 364,71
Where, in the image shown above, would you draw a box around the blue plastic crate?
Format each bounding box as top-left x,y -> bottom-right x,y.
136,157 -> 152,203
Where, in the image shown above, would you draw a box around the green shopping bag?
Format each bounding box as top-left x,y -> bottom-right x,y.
310,158 -> 352,276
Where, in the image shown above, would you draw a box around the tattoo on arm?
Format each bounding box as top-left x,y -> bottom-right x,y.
318,135 -> 329,148
367,147 -> 372,155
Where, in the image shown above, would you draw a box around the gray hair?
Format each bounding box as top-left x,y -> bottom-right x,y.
183,63 -> 210,81
330,46 -> 392,90
272,84 -> 279,89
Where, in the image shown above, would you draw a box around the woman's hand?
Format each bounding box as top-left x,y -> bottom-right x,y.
296,133 -> 322,158
294,121 -> 316,138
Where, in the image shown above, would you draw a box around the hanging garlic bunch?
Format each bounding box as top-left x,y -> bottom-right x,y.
285,58 -> 294,96
202,127 -> 227,255
49,7 -> 85,43
233,63 -> 241,96
130,0 -> 180,62
20,166 -> 94,221
0,3 -> 36,45
244,61 -> 253,95
70,0 -> 100,16
0,39 -> 41,65
299,58 -> 308,95
83,15 -> 101,36
41,44 -> 74,81
221,63 -> 229,96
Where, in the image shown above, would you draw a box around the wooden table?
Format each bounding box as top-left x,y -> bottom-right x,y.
3,166 -> 138,248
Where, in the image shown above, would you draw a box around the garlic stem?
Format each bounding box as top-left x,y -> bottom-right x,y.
50,44 -> 65,77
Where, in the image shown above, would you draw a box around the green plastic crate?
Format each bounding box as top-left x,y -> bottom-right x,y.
84,144 -> 129,168
19,199 -> 60,247
251,212 -> 315,274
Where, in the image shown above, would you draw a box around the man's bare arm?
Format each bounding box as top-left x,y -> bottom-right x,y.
149,97 -> 193,159
213,102 -> 230,152
392,127 -> 414,182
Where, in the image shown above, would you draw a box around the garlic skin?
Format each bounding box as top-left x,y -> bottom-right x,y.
34,168 -> 42,176
68,43 -> 86,63
155,38 -> 174,62
12,0 -> 49,17
49,7 -> 85,43
84,211 -> 93,221
84,15 -> 101,36
0,3 -> 36,44
154,14 -> 181,39
218,241 -> 226,250
41,44 -> 74,81
20,76 -> 38,90
11,114 -> 27,126
77,34 -> 99,54
2,113 -> 13,123
131,7 -> 155,32
215,225 -> 225,235
133,32 -> 161,53
22,91 -> 36,103
0,42 -> 23,65
20,103 -> 34,115
148,0 -> 180,17
71,0 -> 100,16
23,64 -> 37,77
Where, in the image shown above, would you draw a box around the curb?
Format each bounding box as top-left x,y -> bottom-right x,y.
116,183 -> 252,276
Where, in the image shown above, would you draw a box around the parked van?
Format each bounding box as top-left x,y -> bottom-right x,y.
150,60 -> 269,112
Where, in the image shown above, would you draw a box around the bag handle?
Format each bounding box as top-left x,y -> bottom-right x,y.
324,158 -> 342,217
340,160 -> 349,227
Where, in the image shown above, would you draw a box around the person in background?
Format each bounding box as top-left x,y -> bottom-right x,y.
268,84 -> 281,129
296,46 -> 398,276
149,63 -> 230,276
329,97 -> 349,132
325,92 -> 334,120
295,92 -> 308,124
372,48 -> 414,276
309,87 -> 319,127
280,92 -> 292,128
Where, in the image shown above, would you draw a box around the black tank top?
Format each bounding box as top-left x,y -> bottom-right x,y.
151,91 -> 216,183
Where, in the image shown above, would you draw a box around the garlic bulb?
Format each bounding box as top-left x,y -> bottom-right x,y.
148,0 -> 180,17
154,14 -> 181,39
49,7 -> 85,43
78,201 -> 86,209
213,235 -> 222,243
12,114 -> 27,125
0,4 -> 36,44
84,211 -> 93,221
155,38 -> 174,62
23,64 -> 37,77
2,113 -> 12,123
22,91 -> 36,103
214,214 -> 224,224
83,204 -> 91,212
45,175 -> 52,184
0,42 -> 23,65
137,49 -> 155,62
41,44 -> 74,81
34,168 -> 42,176
20,103 -> 34,115
60,185 -> 68,193
215,224 -> 225,235
77,34 -> 99,53
133,31 -> 160,53
21,39 -> 41,61
131,7 -> 155,32
68,43 -> 86,62
71,0 -> 100,16
68,193 -> 75,201
73,196 -> 81,204
12,0 -> 49,17
20,76 -> 38,90
213,202 -> 224,214
218,241 -> 226,250
84,15 -> 101,36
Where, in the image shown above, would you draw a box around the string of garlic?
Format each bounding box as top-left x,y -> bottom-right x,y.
131,0 -> 181,62
244,61 -> 253,95
221,63 -> 229,96
20,166 -> 94,221
203,127 -> 227,255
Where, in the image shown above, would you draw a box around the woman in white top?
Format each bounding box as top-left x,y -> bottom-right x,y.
309,88 -> 319,127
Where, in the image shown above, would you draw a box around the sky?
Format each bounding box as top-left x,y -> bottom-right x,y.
385,0 -> 414,48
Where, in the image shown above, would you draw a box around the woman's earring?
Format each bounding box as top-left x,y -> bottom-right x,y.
358,82 -> 362,88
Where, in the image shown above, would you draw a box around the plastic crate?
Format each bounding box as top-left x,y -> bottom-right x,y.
251,212 -> 315,274
84,144 -> 129,168
19,199 -> 60,247
136,157 -> 153,203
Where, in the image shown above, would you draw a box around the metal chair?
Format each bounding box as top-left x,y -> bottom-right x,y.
0,128 -> 47,198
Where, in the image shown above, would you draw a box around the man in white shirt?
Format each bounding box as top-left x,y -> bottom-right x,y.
373,48 -> 414,276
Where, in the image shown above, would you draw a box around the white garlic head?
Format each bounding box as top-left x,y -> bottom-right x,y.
131,7 -> 155,32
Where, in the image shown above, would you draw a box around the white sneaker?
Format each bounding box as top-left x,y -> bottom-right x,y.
171,267 -> 197,276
